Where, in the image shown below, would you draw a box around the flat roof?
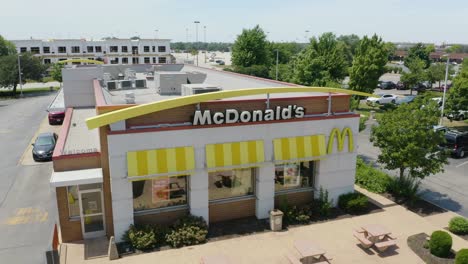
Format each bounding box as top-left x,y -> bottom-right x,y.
103,65 -> 334,105
50,168 -> 103,187
63,108 -> 100,155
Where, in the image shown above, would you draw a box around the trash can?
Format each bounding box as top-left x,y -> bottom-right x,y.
270,209 -> 284,231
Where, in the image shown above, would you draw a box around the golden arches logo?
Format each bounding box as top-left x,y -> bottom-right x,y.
327,127 -> 354,154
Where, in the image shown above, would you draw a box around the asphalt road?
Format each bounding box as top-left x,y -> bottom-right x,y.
357,119 -> 468,217
0,93 -> 57,264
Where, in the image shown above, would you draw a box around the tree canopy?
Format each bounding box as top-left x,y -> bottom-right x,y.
291,32 -> 348,86
231,25 -> 270,67
0,35 -> 16,56
50,63 -> 63,83
400,58 -> 426,94
446,60 -> 468,113
348,34 -> 388,94
404,43 -> 432,69
370,100 -> 448,180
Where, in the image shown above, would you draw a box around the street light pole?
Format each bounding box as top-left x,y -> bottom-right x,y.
17,54 -> 23,97
305,30 -> 310,43
439,55 -> 450,125
185,28 -> 189,59
154,29 -> 159,39
204,25 -> 207,63
275,49 -> 279,80
194,21 -> 200,66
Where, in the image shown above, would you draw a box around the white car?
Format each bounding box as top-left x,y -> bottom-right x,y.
366,94 -> 398,105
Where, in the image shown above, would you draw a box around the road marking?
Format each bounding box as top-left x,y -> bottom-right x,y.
456,160 -> 468,168
3,207 -> 48,225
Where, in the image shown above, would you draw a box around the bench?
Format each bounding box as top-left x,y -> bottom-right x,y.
285,253 -> 302,264
354,231 -> 373,249
375,239 -> 397,252
385,234 -> 397,240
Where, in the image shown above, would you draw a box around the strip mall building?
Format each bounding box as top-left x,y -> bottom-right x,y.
49,64 -> 370,242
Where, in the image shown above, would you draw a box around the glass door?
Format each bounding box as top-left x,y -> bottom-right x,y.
79,189 -> 106,239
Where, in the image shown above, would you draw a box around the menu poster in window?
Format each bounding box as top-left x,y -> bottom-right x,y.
284,163 -> 300,187
152,177 -> 170,203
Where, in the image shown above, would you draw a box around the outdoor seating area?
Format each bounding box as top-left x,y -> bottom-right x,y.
354,224 -> 398,252
288,239 -> 332,264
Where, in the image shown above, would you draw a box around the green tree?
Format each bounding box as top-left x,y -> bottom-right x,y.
400,58 -> 426,95
0,52 -> 46,95
50,63 -> 63,83
348,34 -> 388,94
232,25 -> 270,67
404,43 -> 432,69
291,32 -> 348,86
370,100 -> 448,180
446,60 -> 468,114
0,35 -> 16,56
384,42 -> 397,60
338,34 -> 361,66
425,63 -> 452,88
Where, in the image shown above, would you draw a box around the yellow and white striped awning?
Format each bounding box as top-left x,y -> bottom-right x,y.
127,146 -> 195,180
206,140 -> 264,171
273,135 -> 326,163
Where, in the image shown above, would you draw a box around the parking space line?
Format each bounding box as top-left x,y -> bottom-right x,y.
456,160 -> 468,168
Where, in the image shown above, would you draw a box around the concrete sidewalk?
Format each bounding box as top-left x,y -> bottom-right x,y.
63,187 -> 468,264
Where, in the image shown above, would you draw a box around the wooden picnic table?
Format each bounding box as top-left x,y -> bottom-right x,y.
361,224 -> 392,243
294,239 -> 326,262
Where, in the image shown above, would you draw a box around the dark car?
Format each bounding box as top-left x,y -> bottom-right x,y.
32,132 -> 58,161
412,82 -> 429,92
396,81 -> 407,90
441,130 -> 468,158
395,95 -> 416,105
48,110 -> 65,125
380,81 -> 397,90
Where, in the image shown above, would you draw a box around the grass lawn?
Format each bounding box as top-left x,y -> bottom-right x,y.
0,87 -> 60,97
355,102 -> 386,119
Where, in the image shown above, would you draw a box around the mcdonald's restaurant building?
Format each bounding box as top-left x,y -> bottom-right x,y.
49,65 -> 362,243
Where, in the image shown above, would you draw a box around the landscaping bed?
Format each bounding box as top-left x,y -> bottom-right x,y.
382,193 -> 447,217
407,233 -> 455,264
444,227 -> 468,242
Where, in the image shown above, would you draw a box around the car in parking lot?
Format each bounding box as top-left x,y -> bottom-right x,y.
48,110 -> 65,125
395,95 -> 416,105
32,132 -> 58,161
366,94 -> 398,105
380,81 -> 397,90
440,130 -> 468,158
448,110 -> 468,121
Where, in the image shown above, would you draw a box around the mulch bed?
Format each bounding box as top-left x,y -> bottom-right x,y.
382,193 -> 447,217
407,233 -> 456,264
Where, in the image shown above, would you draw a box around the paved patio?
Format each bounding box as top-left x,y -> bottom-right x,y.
62,186 -> 468,263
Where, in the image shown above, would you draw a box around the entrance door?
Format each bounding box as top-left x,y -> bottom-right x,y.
79,189 -> 106,239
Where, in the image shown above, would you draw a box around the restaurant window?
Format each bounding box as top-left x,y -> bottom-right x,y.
30,47 -> 40,54
110,46 -> 118,53
20,47 -> 27,53
67,186 -> 80,218
143,46 -> 150,52
158,57 -> 166,64
132,176 -> 188,212
43,47 -> 50,53
275,161 -> 315,191
71,46 -> 80,53
121,46 -> 128,52
158,46 -> 166,52
58,46 -> 66,53
208,168 -> 255,201
95,46 -> 102,52
144,57 -> 150,63
87,46 -> 94,53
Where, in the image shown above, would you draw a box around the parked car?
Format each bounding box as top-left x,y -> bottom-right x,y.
412,82 -> 429,92
448,110 -> 468,121
434,83 -> 452,92
440,130 -> 468,158
380,81 -> 397,90
395,95 -> 416,105
48,110 -> 65,125
396,81 -> 407,90
32,132 -> 58,161
366,94 -> 398,105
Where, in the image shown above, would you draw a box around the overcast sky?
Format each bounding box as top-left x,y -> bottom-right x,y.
2,0 -> 467,44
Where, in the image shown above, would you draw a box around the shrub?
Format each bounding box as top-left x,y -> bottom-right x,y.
338,192 -> 368,214
315,187 -> 332,217
359,117 -> 367,132
449,217 -> 468,235
455,249 -> 468,264
284,206 -> 310,224
122,224 -> 158,251
355,158 -> 391,193
429,230 -> 453,258
387,175 -> 420,203
165,215 -> 208,248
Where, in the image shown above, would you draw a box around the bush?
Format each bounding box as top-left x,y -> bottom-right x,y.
429,230 -> 453,258
387,175 -> 420,203
355,158 -> 392,193
338,192 -> 368,214
278,197 -> 310,224
315,187 -> 332,217
359,117 -> 367,132
165,215 -> 208,248
455,249 -> 468,264
122,224 -> 158,251
449,217 -> 468,235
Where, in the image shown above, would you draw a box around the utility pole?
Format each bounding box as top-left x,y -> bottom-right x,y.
204,25 -> 207,63
185,28 -> 189,59
17,54 -> 23,97
194,21 -> 200,66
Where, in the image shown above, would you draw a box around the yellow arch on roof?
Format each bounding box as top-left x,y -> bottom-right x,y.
57,59 -> 104,65
86,87 -> 375,130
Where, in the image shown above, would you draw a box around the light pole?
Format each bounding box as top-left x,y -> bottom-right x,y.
305,30 -> 310,43
185,28 -> 189,59
203,25 -> 207,63
439,54 -> 450,125
17,54 -> 23,97
194,21 -> 200,66
154,29 -> 159,39
275,49 -> 279,80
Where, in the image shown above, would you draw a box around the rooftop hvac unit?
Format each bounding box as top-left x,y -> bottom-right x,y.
125,92 -> 135,104
107,81 -> 118,90
181,84 -> 222,96
186,71 -> 207,84
125,69 -> 136,80
120,80 -> 132,89
156,72 -> 188,95
135,79 -> 146,88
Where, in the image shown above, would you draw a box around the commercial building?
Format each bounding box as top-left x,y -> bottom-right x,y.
49,63 -> 369,243
11,38 -> 171,65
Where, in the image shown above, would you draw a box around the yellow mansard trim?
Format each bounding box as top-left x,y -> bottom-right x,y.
273,135 -> 327,163
206,140 -> 265,170
86,87 -> 375,130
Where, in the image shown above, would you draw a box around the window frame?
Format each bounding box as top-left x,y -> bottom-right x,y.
208,168 -> 256,202
30,47 -> 40,54
158,57 -> 167,64
95,46 -> 102,53
158,46 -> 166,52
274,161 -> 316,193
144,57 -> 150,64
87,46 -> 94,53
121,46 -> 128,53
58,46 -> 67,53
20,47 -> 27,53
109,46 -> 118,53
66,186 -> 81,220
143,46 -> 150,52
71,46 -> 80,53
43,47 -> 50,54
